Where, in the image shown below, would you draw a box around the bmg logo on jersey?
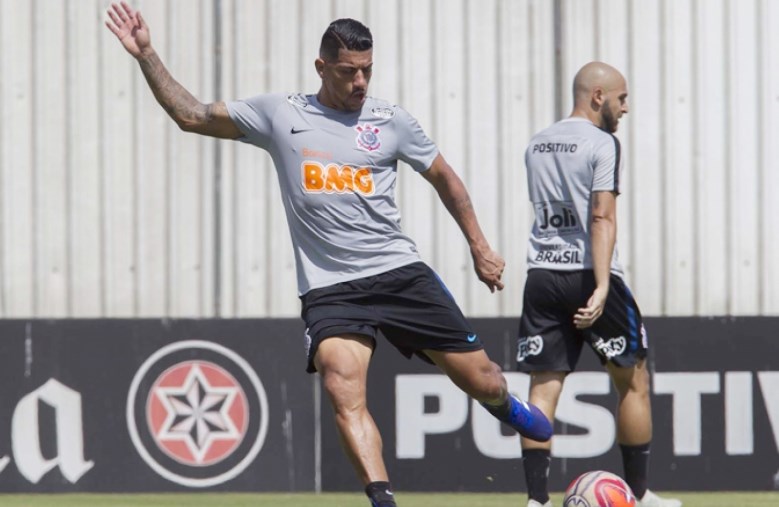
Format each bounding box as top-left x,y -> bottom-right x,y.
302,161 -> 375,195
534,201 -> 582,237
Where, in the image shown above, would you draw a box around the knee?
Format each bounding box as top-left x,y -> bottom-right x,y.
320,368 -> 366,415
612,364 -> 650,398
321,369 -> 347,397
469,362 -> 507,403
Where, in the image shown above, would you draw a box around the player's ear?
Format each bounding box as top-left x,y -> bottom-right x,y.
315,58 -> 325,78
591,87 -> 605,109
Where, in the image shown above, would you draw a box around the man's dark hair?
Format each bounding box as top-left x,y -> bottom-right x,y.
319,19 -> 373,61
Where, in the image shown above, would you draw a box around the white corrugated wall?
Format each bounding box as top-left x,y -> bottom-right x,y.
0,0 -> 776,318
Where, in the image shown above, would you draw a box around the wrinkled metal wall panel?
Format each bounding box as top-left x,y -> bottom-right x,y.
0,0 -> 775,317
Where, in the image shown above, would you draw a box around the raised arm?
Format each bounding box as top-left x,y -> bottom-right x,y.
421,154 -> 505,293
105,2 -> 241,139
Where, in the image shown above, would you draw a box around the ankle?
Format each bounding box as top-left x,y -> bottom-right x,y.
365,481 -> 396,506
481,395 -> 511,415
523,448 -> 551,504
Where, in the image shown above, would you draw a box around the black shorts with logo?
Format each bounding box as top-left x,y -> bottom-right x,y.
516,269 -> 648,372
301,261 -> 482,373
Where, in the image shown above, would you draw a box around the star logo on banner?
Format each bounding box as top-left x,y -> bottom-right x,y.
153,363 -> 242,465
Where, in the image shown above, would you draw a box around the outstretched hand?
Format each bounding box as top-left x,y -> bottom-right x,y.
105,2 -> 151,58
574,286 -> 608,329
472,248 -> 505,293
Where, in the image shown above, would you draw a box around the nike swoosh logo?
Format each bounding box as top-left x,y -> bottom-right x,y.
467,333 -> 477,342
290,127 -> 311,134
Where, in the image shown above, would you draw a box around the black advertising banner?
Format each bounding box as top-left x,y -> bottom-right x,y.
0,319 -> 315,492
322,317 -> 779,492
0,317 -> 777,493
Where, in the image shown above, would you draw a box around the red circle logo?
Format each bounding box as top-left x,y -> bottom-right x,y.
146,361 -> 249,466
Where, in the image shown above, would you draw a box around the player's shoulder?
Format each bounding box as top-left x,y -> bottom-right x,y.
580,122 -> 620,153
284,93 -> 312,109
275,93 -> 322,116
234,92 -> 291,113
363,97 -> 404,121
242,92 -> 314,111
531,118 -> 616,149
546,117 -> 608,136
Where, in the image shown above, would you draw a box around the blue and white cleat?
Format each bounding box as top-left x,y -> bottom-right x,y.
481,394 -> 553,442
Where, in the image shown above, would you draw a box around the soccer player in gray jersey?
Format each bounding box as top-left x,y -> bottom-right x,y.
107,3 -> 551,505
516,62 -> 681,507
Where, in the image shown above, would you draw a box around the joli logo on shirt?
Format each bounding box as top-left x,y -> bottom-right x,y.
533,201 -> 582,237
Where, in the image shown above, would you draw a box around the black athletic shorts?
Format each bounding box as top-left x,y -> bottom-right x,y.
516,269 -> 648,372
300,261 -> 482,373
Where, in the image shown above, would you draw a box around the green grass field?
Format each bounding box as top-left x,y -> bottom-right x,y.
0,492 -> 777,507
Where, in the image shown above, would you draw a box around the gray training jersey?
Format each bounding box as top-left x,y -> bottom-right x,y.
226,93 -> 438,295
524,117 -> 625,277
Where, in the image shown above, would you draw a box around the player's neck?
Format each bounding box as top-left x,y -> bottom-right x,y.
569,108 -> 601,128
316,89 -> 354,112
316,89 -> 337,110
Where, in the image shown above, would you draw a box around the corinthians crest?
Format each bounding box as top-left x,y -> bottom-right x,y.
355,123 -> 381,151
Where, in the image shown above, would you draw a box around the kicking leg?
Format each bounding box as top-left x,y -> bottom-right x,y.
424,348 -> 552,442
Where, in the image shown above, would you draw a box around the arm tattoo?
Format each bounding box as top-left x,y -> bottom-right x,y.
138,52 -> 208,127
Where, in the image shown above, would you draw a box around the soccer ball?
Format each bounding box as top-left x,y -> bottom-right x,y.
563,470 -> 636,507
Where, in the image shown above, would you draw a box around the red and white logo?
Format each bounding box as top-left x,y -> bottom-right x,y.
355,123 -> 381,151
147,361 -> 248,466
127,340 -> 268,488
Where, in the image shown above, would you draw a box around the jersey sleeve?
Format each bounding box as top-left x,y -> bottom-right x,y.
225,93 -> 285,148
592,134 -> 622,194
394,107 -> 439,172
